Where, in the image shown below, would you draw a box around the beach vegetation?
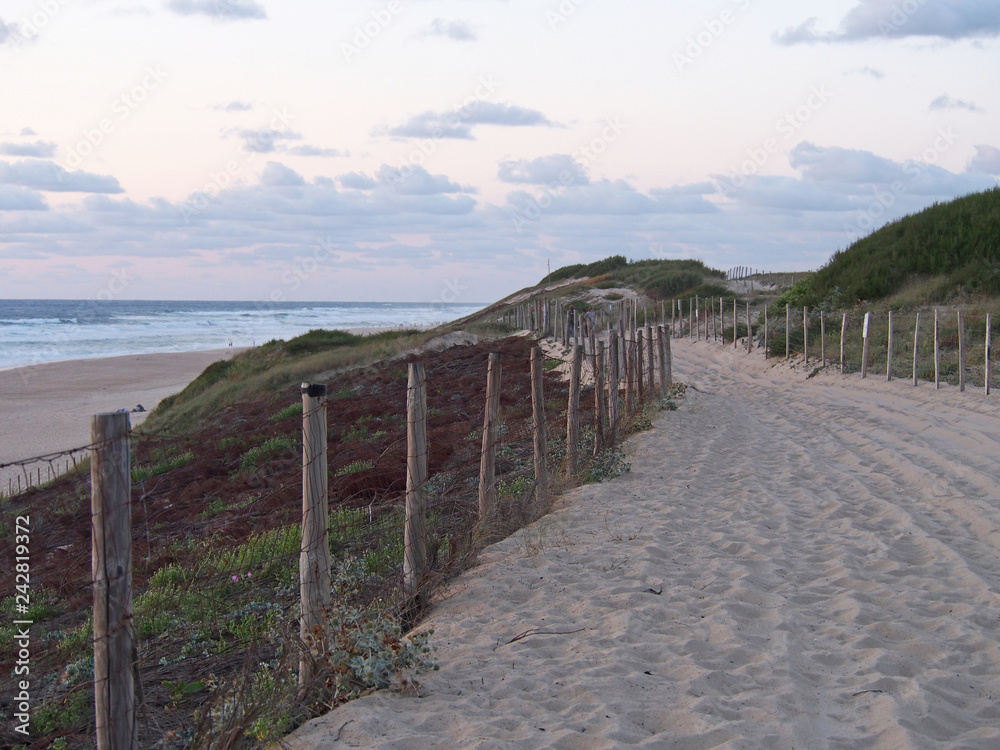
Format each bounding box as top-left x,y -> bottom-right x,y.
131,448 -> 194,484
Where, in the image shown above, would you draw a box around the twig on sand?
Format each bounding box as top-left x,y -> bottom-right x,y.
502,628 -> 586,646
851,689 -> 884,698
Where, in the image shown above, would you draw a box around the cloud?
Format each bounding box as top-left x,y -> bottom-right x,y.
498,154 -> 589,186
789,142 -> 905,185
287,145 -> 348,157
0,185 -> 47,211
0,141 -> 57,157
967,145 -> 1000,174
775,1 -> 1000,44
0,160 -> 124,193
238,128 -> 302,153
376,164 -> 463,195
260,162 -> 305,187
0,18 -> 18,45
214,100 -> 254,112
165,0 -> 267,21
20,128 -> 37,136
385,103 -> 556,140
856,66 -> 885,78
929,94 -> 985,113
508,179 -> 718,217
420,18 -> 477,41
338,172 -> 378,190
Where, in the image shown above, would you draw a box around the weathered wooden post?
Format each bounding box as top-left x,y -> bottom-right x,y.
840,313 -> 848,373
764,305 -> 769,359
746,302 -> 753,353
645,325 -> 655,393
861,313 -> 871,379
566,344 -> 582,477
608,331 -> 620,446
820,311 -> 826,367
913,312 -> 921,386
658,325 -> 668,397
786,304 -> 791,360
594,340 -> 606,455
934,309 -> 941,389
986,313 -> 992,396
886,311 -> 895,382
91,411 -> 136,750
733,298 -> 738,349
636,329 -> 645,403
803,307 -> 809,365
624,334 -> 635,415
403,365 -> 428,601
663,326 -> 673,387
958,311 -> 966,392
530,347 -> 548,497
720,298 -> 726,344
479,353 -> 502,517
299,383 -> 331,691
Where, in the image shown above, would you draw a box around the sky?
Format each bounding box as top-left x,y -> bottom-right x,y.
1,0 -> 999,303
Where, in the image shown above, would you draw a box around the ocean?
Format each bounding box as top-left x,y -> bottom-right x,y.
0,299 -> 486,370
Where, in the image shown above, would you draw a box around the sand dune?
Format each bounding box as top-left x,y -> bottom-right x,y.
286,337 -> 1000,749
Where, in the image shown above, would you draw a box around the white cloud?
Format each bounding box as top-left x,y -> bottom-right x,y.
0,141 -> 57,158
385,103 -> 557,140
497,155 -> 589,185
0,185 -> 47,211
967,145 -> 1000,174
260,162 -> 306,187
929,94 -> 985,113
287,145 -> 348,157
0,160 -> 124,193
775,1 -> 1000,44
420,18 -> 477,41
165,0 -> 267,21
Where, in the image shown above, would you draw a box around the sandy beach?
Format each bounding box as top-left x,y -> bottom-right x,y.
0,349 -> 239,491
286,337 -> 1000,749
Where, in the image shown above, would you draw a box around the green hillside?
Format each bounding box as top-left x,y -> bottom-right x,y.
541,255 -> 728,299
799,187 -> 1000,308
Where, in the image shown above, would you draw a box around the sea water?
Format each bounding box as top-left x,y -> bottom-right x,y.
0,299 -> 485,370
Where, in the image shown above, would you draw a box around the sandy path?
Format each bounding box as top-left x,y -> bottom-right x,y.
286,338 -> 1000,749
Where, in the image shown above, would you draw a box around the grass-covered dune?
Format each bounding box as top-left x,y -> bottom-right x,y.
793,187 -> 1000,309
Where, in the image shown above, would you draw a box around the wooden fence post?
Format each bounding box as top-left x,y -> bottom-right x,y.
934,309 -> 941,389
820,311 -> 826,367
636,329 -> 645,403
91,411 -> 136,750
566,344 -> 583,477
530,347 -> 549,497
299,383 -> 331,691
594,341 -> 606,456
764,305 -> 769,358
479,353 -> 502,517
721,298 -> 726,344
986,313 -> 992,396
663,327 -> 673,387
886,311 -> 895,382
624,335 -> 635,415
861,313 -> 871,379
608,331 -> 620,446
746,302 -> 753,353
803,307 -> 809,365
913,312 -> 920,386
646,325 -> 655,393
403,365 -> 428,601
658,325 -> 668,397
840,313 -> 848,373
786,304 -> 791,360
958,311 -> 966,392
733,298 -> 738,349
